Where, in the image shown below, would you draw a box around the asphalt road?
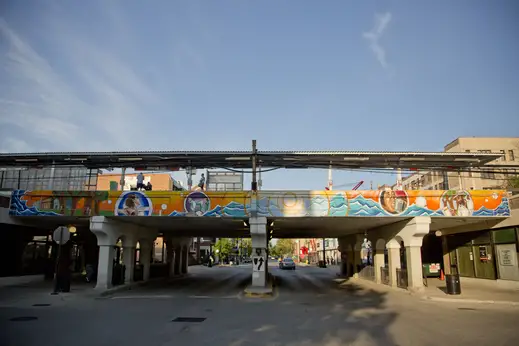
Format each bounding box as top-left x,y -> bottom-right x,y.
1,263 -> 519,346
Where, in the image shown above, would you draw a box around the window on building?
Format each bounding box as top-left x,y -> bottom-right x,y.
499,150 -> 506,161
509,150 -> 515,161
480,169 -> 495,180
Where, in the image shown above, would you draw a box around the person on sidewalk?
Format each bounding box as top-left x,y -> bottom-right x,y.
136,173 -> 145,191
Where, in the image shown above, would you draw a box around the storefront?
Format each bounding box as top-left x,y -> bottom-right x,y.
446,227 -> 519,281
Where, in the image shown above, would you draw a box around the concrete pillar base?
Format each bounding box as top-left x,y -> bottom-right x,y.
250,216 -> 268,288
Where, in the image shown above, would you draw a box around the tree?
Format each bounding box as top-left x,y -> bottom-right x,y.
505,177 -> 519,189
272,239 -> 295,258
240,238 -> 252,257
214,238 -> 234,260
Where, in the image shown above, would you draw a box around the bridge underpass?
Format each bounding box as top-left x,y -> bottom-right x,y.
10,211 -> 508,296
6,185 -> 511,296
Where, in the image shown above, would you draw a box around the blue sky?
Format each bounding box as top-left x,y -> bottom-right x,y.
0,0 -> 517,190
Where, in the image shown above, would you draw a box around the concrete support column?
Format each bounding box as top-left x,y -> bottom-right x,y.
442,235 -> 451,275
250,216 -> 268,288
140,239 -> 153,281
373,248 -> 385,284
123,247 -> 136,284
338,237 -> 350,277
90,216 -> 121,291
96,245 -> 115,290
174,246 -> 181,275
181,246 -> 188,274
164,238 -> 175,277
406,245 -> 424,291
353,234 -> 364,276
386,239 -> 401,288
402,217 -> 431,292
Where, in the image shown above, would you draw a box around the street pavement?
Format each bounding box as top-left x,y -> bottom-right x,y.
1,263 -> 519,346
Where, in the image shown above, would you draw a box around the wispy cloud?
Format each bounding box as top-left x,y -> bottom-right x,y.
0,16 -> 156,152
0,0 -> 207,153
363,12 -> 392,69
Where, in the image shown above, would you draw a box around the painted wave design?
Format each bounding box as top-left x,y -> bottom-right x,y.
245,198 -> 282,217
168,211 -> 187,217
307,195 -> 329,216
9,190 -> 61,216
328,194 -> 348,216
223,201 -> 247,217
400,204 -> 442,217
168,201 -> 247,217
348,195 -> 388,216
472,207 -> 493,217
494,199 -> 510,216
472,199 -> 510,217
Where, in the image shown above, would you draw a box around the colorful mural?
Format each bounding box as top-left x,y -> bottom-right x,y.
9,189 -> 510,218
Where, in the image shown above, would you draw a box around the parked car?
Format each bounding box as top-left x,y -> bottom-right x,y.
279,258 -> 296,270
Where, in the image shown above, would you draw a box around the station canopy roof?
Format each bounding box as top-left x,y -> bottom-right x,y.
0,150 -> 504,171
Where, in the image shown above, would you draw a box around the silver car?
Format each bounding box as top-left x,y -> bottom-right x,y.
279,258 -> 296,270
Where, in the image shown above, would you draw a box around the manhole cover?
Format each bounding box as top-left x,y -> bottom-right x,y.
10,316 -> 38,322
32,304 -> 51,307
171,317 -> 206,323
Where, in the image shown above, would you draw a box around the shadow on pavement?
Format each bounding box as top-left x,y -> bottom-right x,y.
226,279 -> 399,346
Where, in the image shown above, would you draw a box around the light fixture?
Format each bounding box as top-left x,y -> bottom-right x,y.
68,226 -> 77,233
118,157 -> 143,161
270,221 -> 274,227
243,221 -> 248,227
343,157 -> 369,161
69,158 -> 88,161
400,157 -> 426,161
15,158 -> 38,162
454,158 -> 479,162
225,157 -> 251,161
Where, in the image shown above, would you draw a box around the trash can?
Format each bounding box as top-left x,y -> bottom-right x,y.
445,274 -> 461,295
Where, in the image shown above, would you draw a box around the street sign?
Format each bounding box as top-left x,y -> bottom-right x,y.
53,226 -> 70,245
252,256 -> 265,272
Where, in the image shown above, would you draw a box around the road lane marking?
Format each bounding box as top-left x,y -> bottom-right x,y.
111,295 -> 173,299
188,295 -> 238,299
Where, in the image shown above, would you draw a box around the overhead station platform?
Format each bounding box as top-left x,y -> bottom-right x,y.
0,149 -> 505,170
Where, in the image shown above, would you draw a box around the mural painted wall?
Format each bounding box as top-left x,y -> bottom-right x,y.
9,189 -> 510,218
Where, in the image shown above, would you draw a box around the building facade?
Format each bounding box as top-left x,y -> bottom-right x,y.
402,137 -> 519,191
96,172 -> 183,191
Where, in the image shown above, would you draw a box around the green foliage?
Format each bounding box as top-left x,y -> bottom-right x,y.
272,239 -> 295,258
506,177 -> 519,189
215,238 -> 234,259
240,238 -> 252,257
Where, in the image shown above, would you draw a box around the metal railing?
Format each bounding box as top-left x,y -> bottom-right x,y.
380,267 -> 389,285
359,265 -> 375,281
396,268 -> 408,289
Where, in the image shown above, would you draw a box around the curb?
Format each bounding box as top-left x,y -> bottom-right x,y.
89,275 -> 188,298
352,278 -> 519,307
421,295 -> 519,306
242,273 -> 276,298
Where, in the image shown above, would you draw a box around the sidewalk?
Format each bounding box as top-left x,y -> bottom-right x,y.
348,277 -> 519,306
421,278 -> 519,306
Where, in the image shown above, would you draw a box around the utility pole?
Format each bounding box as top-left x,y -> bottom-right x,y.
327,164 -> 333,190
251,140 -> 258,191
186,165 -> 193,190
120,167 -> 126,191
322,238 -> 327,268
396,168 -> 403,190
